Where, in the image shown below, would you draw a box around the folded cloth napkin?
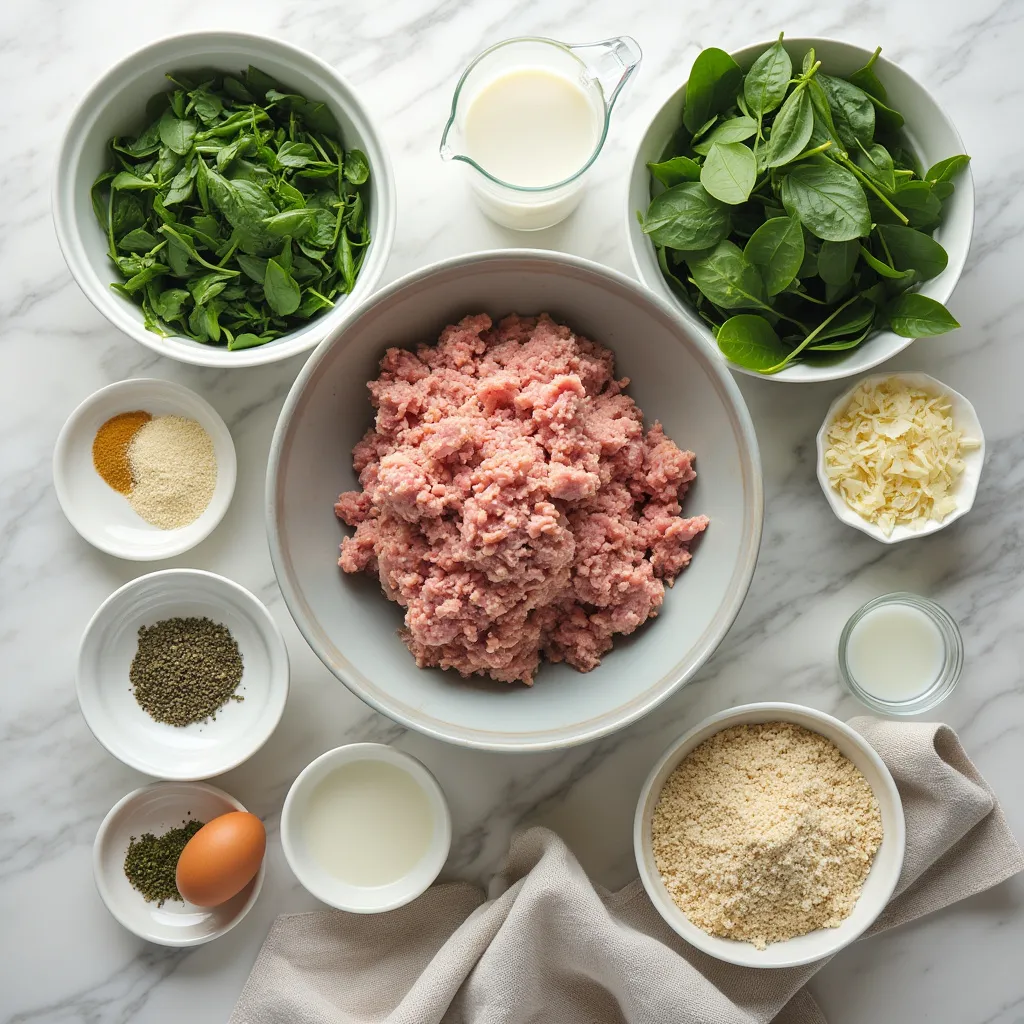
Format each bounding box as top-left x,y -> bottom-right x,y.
231,720 -> 1023,1024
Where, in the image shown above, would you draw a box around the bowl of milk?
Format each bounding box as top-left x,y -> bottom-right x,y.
838,593 -> 964,715
440,36 -> 641,230
281,743 -> 451,912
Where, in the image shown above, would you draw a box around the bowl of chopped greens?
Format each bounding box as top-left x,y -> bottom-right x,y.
625,36 -> 973,382
54,32 -> 395,367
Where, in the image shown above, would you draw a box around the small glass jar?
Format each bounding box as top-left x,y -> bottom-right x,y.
838,593 -> 963,715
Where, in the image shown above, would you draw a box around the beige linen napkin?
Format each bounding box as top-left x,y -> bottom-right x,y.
232,720 -> 1023,1024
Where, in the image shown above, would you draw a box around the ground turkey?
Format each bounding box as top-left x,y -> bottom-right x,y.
335,313 -> 708,685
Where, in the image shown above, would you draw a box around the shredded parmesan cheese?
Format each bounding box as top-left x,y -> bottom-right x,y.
824,378 -> 979,536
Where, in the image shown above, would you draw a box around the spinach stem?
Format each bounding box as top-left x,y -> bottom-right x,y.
838,156 -> 909,224
762,294 -> 861,373
788,140 -> 833,165
877,228 -> 896,268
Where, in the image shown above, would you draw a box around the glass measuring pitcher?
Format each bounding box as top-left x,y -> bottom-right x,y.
440,36 -> 642,231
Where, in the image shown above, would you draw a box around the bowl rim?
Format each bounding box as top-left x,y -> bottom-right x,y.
279,742 -> 452,912
633,700 -> 907,968
51,29 -> 397,368
52,377 -> 238,560
75,567 -> 290,779
93,780 -> 266,946
266,247 -> 764,751
814,371 -> 986,544
623,34 -> 976,384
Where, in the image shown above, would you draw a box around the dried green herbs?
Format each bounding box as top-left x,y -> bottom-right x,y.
124,819 -> 204,905
641,37 -> 970,373
91,66 -> 371,349
129,617 -> 243,726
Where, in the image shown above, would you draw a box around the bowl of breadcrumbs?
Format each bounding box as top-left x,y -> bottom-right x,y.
634,702 -> 905,968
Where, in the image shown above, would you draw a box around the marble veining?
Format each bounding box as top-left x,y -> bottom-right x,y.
1,1 -> 1023,1021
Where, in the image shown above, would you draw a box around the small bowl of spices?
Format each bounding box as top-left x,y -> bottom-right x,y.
77,569 -> 289,779
93,781 -> 265,946
53,377 -> 236,560
634,702 -> 906,968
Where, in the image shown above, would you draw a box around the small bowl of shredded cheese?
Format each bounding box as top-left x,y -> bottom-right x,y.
816,373 -> 984,544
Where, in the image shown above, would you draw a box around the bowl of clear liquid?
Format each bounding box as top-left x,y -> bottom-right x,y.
281,743 -> 451,912
440,36 -> 641,230
838,593 -> 963,715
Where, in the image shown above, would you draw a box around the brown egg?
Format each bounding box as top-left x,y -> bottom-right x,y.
176,811 -> 266,907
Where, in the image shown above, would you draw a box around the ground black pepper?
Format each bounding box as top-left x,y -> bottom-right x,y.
124,819 -> 204,905
129,617 -> 244,726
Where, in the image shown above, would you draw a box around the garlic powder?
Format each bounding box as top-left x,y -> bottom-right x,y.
823,377 -> 979,536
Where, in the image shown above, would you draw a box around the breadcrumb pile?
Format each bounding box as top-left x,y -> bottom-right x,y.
651,722 -> 883,950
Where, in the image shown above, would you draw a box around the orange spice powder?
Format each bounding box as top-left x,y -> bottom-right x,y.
93,410 -> 152,494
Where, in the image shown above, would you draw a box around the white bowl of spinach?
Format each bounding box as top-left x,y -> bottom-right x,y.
54,32 -> 395,367
625,36 -> 973,382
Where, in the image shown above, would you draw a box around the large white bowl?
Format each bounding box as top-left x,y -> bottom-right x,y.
626,37 -> 974,383
267,250 -> 763,751
815,372 -> 985,544
634,702 -> 906,968
53,31 -> 396,368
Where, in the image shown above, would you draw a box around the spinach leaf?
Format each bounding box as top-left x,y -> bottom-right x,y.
848,47 -> 887,102
683,48 -> 744,133
876,223 -> 948,279
687,240 -> 768,309
743,34 -> 792,116
344,149 -> 370,185
743,216 -> 804,295
887,293 -> 959,336
780,160 -> 871,241
716,314 -> 789,370
766,86 -> 813,168
890,180 -> 942,228
692,116 -> 758,155
642,182 -> 732,251
867,94 -> 905,134
111,171 -> 160,191
700,142 -> 756,204
807,297 -> 876,342
264,257 -> 301,315
117,228 -> 161,253
925,154 -> 971,184
158,109 -> 197,155
647,156 -> 702,186
817,74 -> 874,149
266,208 -> 317,238
237,254 -> 268,284
854,142 -> 895,191
817,239 -> 860,286
277,141 -> 317,167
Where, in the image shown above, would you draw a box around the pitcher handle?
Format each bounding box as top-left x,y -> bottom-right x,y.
569,36 -> 643,109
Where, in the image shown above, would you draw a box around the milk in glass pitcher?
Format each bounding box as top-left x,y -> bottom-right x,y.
440,36 -> 642,230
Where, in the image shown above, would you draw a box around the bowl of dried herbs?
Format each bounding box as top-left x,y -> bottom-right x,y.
625,36 -> 973,382
54,31 -> 396,367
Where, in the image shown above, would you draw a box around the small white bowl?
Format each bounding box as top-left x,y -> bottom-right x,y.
625,37 -> 974,383
94,781 -> 264,946
53,378 -> 236,560
53,31 -> 395,368
815,372 -> 985,544
77,569 -> 289,779
634,702 -> 905,969
281,743 -> 451,913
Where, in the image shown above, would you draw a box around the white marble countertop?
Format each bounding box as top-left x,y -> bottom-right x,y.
3,1 -> 1023,1021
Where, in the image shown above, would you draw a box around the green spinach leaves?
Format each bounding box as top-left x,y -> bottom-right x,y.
642,35 -> 968,373
92,66 -> 372,348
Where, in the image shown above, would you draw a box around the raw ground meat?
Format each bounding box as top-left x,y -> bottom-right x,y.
334,313 -> 709,685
